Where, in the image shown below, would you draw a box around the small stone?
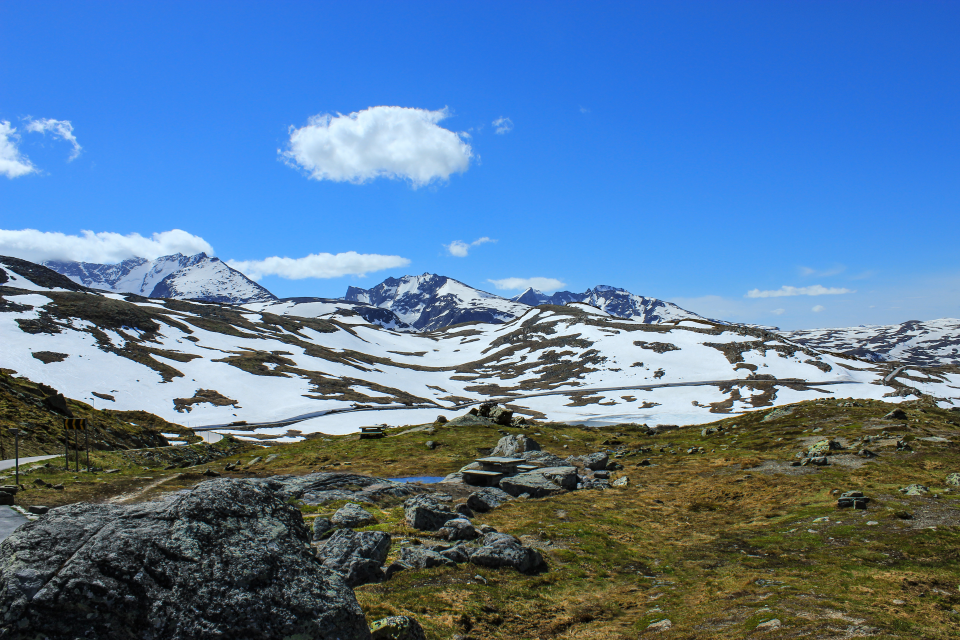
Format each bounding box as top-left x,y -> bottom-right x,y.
755,618 -> 782,632
883,409 -> 908,420
612,476 -> 629,487
27,506 -> 48,515
435,415 -> 448,424
593,470 -> 610,479
899,484 -> 930,496
203,469 -> 221,477
246,456 -> 262,467
264,454 -> 278,464
52,484 -> 64,491
425,440 -> 437,450
104,469 -> 120,474
646,619 -> 672,632
312,517 -> 333,540
369,615 -> 427,640
946,473 -> 960,486
866,521 -> 879,526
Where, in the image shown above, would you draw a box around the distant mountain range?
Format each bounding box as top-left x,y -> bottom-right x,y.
511,285 -> 705,324
43,253 -> 276,304
785,319 -> 960,367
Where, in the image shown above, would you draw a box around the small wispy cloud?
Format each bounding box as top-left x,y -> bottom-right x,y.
444,237 -> 495,258
812,305 -> 825,313
579,106 -> 591,114
24,117 -> 82,160
746,285 -> 854,298
488,277 -> 565,292
772,308 -> 786,315
228,252 -> 410,280
492,116 -> 513,135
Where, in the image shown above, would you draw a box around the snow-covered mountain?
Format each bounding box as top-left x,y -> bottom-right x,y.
511,285 -> 706,324
244,297 -> 413,332
784,319 -> 960,367
345,273 -> 527,331
4,256 -> 956,443
43,253 -> 276,304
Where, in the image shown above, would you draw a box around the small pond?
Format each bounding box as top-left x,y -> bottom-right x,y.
389,476 -> 446,484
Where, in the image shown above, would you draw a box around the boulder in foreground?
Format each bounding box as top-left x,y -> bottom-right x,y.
0,478 -> 370,640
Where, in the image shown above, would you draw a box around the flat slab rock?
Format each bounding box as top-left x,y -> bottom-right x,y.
0,478 -> 371,640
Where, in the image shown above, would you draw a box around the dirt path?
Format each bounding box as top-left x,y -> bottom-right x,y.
108,473 -> 182,504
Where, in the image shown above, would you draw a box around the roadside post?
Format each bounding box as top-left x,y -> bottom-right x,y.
8,429 -> 19,488
63,419 -> 87,472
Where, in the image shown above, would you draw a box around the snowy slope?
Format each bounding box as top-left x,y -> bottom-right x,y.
4,257 -> 954,441
44,253 -> 276,304
244,297 -> 413,331
345,273 -> 527,330
784,319 -> 960,367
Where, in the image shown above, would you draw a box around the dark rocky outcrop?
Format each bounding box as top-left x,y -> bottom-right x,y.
316,528 -> 391,587
469,532 -> 545,574
331,502 -> 378,528
0,478 -> 370,639
466,487 -> 513,512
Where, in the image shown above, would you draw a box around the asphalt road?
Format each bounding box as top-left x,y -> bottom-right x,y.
0,506 -> 28,541
193,377 -> 863,431
0,454 -> 60,472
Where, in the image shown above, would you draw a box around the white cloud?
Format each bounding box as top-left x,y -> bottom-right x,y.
746,285 -> 855,298
281,106 -> 473,187
24,117 -> 82,160
579,106 -> 591,114
0,121 -> 37,178
772,308 -> 786,315
812,305 -> 825,313
487,277 -> 566,292
444,236 -> 495,257
492,116 -> 513,134
228,252 -> 410,281
0,228 -> 214,263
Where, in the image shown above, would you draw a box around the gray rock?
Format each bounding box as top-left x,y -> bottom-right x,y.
0,478 -> 370,639
446,414 -> 495,427
883,408 -> 908,420
593,470 -> 611,479
438,518 -> 478,541
857,449 -> 878,458
808,440 -> 843,455
313,516 -> 334,540
499,472 -> 566,498
469,532 -> 545,574
521,450 -> 572,467
509,415 -> 527,427
439,544 -> 473,564
26,506 -> 48,515
398,546 -> 455,569
612,476 -> 629,487
332,502 -> 378,528
490,434 -> 541,458
946,473 -> 960,486
487,406 -> 514,426
899,484 -> 930,496
425,440 -> 437,450
467,487 -> 513,512
535,466 -> 579,490
403,494 -> 459,531
455,503 -> 474,518
370,615 -> 427,640
578,479 -> 611,491
246,456 -> 262,466
435,415 -> 448,424
317,528 -> 391,587
580,452 -> 609,471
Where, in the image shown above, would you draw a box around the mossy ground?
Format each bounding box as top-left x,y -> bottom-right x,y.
7,396 -> 960,638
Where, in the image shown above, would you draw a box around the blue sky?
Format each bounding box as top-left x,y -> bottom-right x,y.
1,1 -> 958,330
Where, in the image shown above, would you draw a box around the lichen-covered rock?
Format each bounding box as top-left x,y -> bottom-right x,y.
570,452 -> 609,471
317,528 -> 391,587
491,434 -> 541,457
946,472 -> 960,486
899,484 -> 930,496
438,517 -> 478,541
0,478 -> 370,640
499,471 -> 566,498
403,494 -> 459,531
521,450 -> 572,467
370,615 -> 427,640
331,502 -> 378,528
469,532 -> 545,574
808,440 -> 843,455
466,487 -> 513,512
398,546 -> 455,569
313,516 -> 333,540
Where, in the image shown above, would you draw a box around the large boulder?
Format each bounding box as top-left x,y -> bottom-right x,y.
317,528 -> 391,587
491,434 -> 541,458
568,452 -> 609,471
499,471 -> 567,498
331,502 -> 378,528
487,406 -> 514,426
521,450 -> 572,467
466,487 -> 513,512
0,478 -> 370,640
469,532 -> 545,574
536,467 -> 579,490
403,495 -> 459,531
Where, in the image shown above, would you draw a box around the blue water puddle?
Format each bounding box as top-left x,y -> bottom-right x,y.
389,476 -> 445,484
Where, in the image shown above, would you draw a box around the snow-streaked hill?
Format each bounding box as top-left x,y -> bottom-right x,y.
5,256 -> 955,442
243,297 -> 413,332
345,273 -> 527,330
784,319 -> 960,367
44,253 -> 276,304
511,285 -> 706,324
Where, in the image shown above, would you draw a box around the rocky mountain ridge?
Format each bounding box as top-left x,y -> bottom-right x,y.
43,252 -> 276,304
510,284 -> 706,324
